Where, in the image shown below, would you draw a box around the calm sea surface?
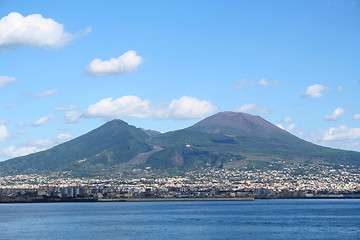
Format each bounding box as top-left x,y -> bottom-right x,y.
0,199 -> 359,240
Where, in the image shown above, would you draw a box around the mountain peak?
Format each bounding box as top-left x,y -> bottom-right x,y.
190,111 -> 286,137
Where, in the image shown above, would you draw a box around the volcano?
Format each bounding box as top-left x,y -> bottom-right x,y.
1,112 -> 359,176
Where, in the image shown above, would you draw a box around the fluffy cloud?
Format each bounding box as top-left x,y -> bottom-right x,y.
235,78 -> 281,89
0,125 -> 9,141
86,96 -> 153,119
0,133 -> 71,159
322,125 -> 360,141
324,107 -> 345,121
236,104 -> 271,114
310,125 -> 360,151
24,133 -> 71,149
166,96 -> 219,119
276,123 -> 295,133
0,76 -> 16,89
32,115 -> 54,127
63,111 -> 83,123
354,114 -> 360,120
0,146 -> 39,159
302,84 -> 330,98
85,51 -> 143,77
84,95 -> 218,120
0,12 -> 76,49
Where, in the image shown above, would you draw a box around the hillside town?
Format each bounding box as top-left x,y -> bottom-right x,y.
1,162 -> 359,203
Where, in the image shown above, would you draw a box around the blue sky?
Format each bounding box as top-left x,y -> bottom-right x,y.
0,0 -> 359,161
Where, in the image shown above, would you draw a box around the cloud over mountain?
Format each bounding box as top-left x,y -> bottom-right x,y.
0,125 -> 9,142
236,104 -> 271,114
322,125 -> 360,141
84,95 -> 218,120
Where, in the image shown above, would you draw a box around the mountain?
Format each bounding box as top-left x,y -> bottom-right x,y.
0,119 -> 152,175
147,112 -> 360,169
1,111 -> 360,176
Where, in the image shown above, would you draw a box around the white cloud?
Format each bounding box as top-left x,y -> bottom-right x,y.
0,76 -> 16,89
32,115 -> 54,127
258,78 -> 281,86
84,95 -> 218,120
85,51 -> 143,77
54,105 -> 78,111
0,133 -> 72,159
322,125 -> 360,141
276,123 -> 295,133
236,104 -> 271,114
63,111 -> 83,123
86,96 -> 153,119
235,78 -> 281,89
286,123 -> 295,132
0,146 -> 39,159
34,89 -> 58,97
0,12 -> 76,49
25,89 -> 59,98
310,125 -> 360,151
0,125 -> 9,141
302,84 -> 330,98
24,133 -> 71,149
166,96 -> 219,120
354,114 -> 360,120
283,116 -> 292,123
324,107 -> 346,121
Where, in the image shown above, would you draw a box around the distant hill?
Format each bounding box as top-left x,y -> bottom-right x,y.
1,111 -> 359,176
147,112 -> 360,169
0,120 -> 152,175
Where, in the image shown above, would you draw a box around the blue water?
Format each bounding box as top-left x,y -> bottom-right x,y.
0,199 -> 359,240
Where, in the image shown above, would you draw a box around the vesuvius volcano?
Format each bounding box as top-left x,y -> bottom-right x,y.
1,112 -> 359,176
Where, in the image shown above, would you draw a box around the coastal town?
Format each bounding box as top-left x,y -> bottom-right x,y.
1,162 -> 360,203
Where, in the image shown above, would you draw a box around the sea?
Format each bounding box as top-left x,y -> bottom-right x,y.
0,199 -> 359,240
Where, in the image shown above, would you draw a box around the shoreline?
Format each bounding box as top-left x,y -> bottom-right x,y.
2,196 -> 360,204
98,197 -> 255,202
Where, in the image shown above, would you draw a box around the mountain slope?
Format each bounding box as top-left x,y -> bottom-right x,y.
0,120 -> 152,175
147,112 -> 360,169
1,112 -> 360,176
